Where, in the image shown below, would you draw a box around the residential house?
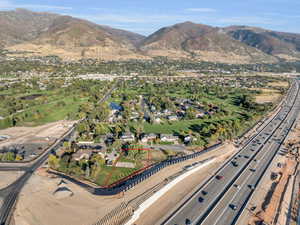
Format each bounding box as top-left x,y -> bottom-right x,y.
109,102 -> 123,113
120,132 -> 135,142
160,134 -> 179,143
72,149 -> 93,161
141,133 -> 157,143
167,115 -> 178,121
184,135 -> 195,144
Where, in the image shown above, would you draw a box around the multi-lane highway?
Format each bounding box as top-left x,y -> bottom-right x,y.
162,79 -> 300,225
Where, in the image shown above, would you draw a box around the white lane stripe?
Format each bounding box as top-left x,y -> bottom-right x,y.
202,141 -> 276,225
124,158 -> 216,225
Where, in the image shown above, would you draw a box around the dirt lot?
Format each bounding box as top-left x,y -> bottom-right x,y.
13,143 -> 236,225
0,171 -> 24,189
268,81 -> 289,88
250,88 -> 282,104
239,117 -> 300,225
0,121 -> 75,149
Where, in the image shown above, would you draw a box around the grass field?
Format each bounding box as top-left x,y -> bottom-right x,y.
95,165 -> 138,186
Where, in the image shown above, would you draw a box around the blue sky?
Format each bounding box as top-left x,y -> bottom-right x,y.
0,0 -> 300,35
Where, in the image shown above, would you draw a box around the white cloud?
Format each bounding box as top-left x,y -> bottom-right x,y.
73,13 -> 194,24
0,0 -> 12,8
0,0 -> 72,10
217,16 -> 284,25
186,8 -> 217,13
16,4 -> 72,10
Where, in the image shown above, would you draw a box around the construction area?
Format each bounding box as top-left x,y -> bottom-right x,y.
238,117 -> 300,225
12,143 -> 236,225
0,121 -> 75,161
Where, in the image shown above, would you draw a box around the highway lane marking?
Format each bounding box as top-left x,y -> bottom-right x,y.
173,114 -> 287,224
208,171 -> 253,225
200,119 -> 292,225
162,81 -> 299,225
124,159 -> 216,225
204,140 -> 278,225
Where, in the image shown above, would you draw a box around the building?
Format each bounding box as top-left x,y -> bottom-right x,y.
141,133 -> 157,143
160,134 -> 179,143
109,102 -> 123,112
120,132 -> 135,142
167,115 -> 178,121
72,149 -> 93,161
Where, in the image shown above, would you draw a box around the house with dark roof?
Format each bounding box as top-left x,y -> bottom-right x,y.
109,102 -> 123,111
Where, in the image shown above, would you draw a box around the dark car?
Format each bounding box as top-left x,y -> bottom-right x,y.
229,204 -> 237,210
185,218 -> 192,225
198,197 -> 204,203
216,175 -> 224,180
201,190 -> 208,195
248,184 -> 255,190
232,161 -> 238,167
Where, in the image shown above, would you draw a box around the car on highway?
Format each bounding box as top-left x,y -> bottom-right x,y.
244,155 -> 250,159
250,168 -> 256,172
183,165 -> 192,170
198,197 -> 204,202
216,175 -> 224,180
234,184 -> 240,189
202,190 -> 208,195
229,204 -> 237,210
185,218 -> 192,225
248,184 -> 255,190
232,161 -> 238,167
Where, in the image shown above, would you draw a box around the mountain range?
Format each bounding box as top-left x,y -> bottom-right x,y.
1,9 -> 300,64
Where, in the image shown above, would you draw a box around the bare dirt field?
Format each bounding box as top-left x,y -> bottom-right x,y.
13,143 -> 236,225
268,81 -> 289,88
250,88 -> 282,104
0,171 -> 24,189
0,120 -> 75,149
239,118 -> 300,225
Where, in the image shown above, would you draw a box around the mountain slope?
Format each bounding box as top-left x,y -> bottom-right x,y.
0,8 -> 59,46
139,22 -> 278,63
225,26 -> 300,60
1,9 -> 145,60
1,9 -> 300,63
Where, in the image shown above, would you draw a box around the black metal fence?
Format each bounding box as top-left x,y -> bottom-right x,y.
50,142 -> 222,196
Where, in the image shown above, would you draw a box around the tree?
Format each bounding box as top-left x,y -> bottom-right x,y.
15,154 -> 23,161
48,154 -> 60,169
96,103 -> 110,122
94,123 -> 107,136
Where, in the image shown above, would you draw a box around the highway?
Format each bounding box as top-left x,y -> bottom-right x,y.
0,80 -> 120,225
162,79 -> 300,225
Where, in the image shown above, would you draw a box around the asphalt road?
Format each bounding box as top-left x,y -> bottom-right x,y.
162,79 -> 300,225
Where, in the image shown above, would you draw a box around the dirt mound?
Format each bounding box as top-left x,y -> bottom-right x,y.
53,186 -> 73,199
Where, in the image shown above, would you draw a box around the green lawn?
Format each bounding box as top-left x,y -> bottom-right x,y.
95,165 -> 138,186
142,116 -> 238,134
